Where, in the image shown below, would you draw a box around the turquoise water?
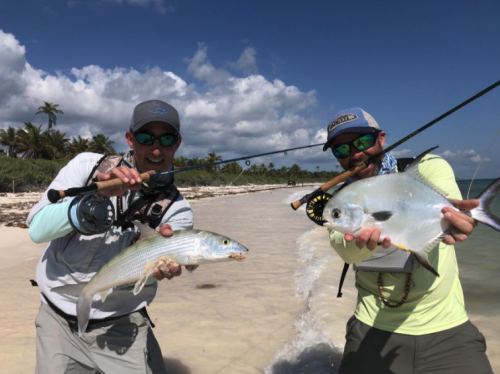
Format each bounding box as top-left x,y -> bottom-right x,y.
455,179 -> 500,317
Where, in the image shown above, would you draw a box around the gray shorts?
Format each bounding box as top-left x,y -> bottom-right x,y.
339,316 -> 493,374
35,302 -> 167,374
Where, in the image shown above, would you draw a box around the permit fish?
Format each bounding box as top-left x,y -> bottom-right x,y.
52,224 -> 248,336
323,146 -> 500,277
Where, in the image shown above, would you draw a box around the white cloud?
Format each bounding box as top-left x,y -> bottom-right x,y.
0,30 -> 321,167
228,46 -> 258,75
440,149 -> 490,163
389,149 -> 411,158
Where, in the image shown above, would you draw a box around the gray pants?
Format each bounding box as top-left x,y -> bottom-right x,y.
339,316 -> 493,374
35,302 -> 168,374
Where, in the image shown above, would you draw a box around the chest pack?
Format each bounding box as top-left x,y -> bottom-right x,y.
336,157 -> 415,298
85,155 -> 180,231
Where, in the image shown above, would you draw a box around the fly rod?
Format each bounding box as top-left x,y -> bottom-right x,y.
47,143 -> 324,203
290,79 -> 500,211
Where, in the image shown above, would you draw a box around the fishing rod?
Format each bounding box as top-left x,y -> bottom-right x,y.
47,142 -> 324,203
291,79 -> 500,225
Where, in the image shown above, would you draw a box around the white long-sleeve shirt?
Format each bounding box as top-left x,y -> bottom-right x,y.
27,152 -> 193,319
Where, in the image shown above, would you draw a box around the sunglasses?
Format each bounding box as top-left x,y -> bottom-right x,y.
133,132 -> 179,147
331,131 -> 379,159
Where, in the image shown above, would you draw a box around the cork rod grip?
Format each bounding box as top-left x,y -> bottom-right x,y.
95,172 -> 151,192
290,163 -> 367,210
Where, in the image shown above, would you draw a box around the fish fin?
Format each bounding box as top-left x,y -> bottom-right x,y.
471,177 -> 500,231
405,147 -> 449,198
133,274 -> 153,296
133,266 -> 157,296
51,283 -> 86,298
98,290 -> 109,303
76,290 -> 93,337
411,250 -> 440,277
133,221 -> 159,239
370,211 -> 395,222
401,234 -> 442,277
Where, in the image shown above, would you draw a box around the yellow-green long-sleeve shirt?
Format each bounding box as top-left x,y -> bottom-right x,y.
329,155 -> 468,335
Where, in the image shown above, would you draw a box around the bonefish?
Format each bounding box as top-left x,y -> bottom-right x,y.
323,146 -> 500,276
52,224 -> 249,336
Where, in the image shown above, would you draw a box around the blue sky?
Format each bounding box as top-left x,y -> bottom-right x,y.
1,0 -> 499,178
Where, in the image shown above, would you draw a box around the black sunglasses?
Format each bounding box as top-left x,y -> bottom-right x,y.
133,132 -> 179,147
331,131 -> 380,159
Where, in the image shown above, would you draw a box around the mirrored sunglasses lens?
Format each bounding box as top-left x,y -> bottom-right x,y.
333,144 -> 350,158
354,134 -> 375,150
135,133 -> 154,145
159,135 -> 177,147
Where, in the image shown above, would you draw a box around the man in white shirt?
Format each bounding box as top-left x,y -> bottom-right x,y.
28,100 -> 193,374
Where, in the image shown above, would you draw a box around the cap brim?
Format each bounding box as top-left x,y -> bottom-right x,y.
322,127 -> 378,152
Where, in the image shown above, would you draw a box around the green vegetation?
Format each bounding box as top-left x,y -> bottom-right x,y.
0,101 -> 338,192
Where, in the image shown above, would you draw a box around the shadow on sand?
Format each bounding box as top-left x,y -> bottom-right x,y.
267,342 -> 343,374
163,357 -> 192,374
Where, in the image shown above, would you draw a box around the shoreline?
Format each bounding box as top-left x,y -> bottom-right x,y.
0,183 -> 319,228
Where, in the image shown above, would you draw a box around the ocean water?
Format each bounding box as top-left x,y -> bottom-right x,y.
265,179 -> 500,374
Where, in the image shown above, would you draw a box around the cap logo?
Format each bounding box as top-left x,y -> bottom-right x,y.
328,114 -> 358,133
148,104 -> 167,115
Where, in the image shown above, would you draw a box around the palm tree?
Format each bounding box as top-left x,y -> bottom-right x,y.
0,126 -> 18,157
187,157 -> 204,167
268,162 -> 275,175
221,162 -> 243,174
205,151 -> 222,172
289,164 -> 302,178
174,156 -> 188,169
68,136 -> 90,156
45,130 -> 69,159
15,122 -> 49,159
88,134 -> 116,155
36,102 -> 64,131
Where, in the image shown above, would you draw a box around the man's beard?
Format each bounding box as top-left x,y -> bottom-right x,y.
348,153 -> 383,181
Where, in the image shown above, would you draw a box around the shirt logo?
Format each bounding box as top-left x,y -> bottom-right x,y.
328,114 -> 358,133
149,104 -> 167,115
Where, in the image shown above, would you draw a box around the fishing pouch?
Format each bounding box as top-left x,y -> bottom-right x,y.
353,247 -> 414,273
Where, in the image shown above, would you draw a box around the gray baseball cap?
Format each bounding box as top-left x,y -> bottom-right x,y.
129,100 -> 181,134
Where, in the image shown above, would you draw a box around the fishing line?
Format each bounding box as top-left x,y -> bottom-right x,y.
193,161 -> 250,213
466,127 -> 500,199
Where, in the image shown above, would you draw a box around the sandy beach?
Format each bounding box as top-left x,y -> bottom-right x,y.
0,186 -> 498,373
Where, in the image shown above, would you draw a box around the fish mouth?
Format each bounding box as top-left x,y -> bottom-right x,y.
228,253 -> 246,261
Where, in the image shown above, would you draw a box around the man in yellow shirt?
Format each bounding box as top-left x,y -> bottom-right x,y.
324,108 -> 493,373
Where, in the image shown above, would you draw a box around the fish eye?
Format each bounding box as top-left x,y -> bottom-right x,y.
332,208 -> 341,219
223,239 -> 230,245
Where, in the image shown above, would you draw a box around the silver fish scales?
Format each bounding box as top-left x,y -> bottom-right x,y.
323,147 -> 500,276
53,228 -> 248,335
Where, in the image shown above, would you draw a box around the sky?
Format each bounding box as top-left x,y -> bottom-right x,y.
0,0 -> 499,178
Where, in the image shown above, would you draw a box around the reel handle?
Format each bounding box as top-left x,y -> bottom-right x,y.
47,172 -> 152,203
290,163 -> 367,210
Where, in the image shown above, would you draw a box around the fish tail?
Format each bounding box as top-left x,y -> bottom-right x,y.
471,177 -> 500,231
412,250 -> 440,277
76,290 -> 93,337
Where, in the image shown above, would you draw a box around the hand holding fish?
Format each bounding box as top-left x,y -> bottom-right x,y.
96,166 -> 147,198
441,199 -> 479,245
152,224 -> 197,280
344,227 -> 392,250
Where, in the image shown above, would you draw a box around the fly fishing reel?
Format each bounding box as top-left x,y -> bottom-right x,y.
68,193 -> 115,235
305,191 -> 332,226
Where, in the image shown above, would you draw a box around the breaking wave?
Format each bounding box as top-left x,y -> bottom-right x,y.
265,224 -> 354,374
